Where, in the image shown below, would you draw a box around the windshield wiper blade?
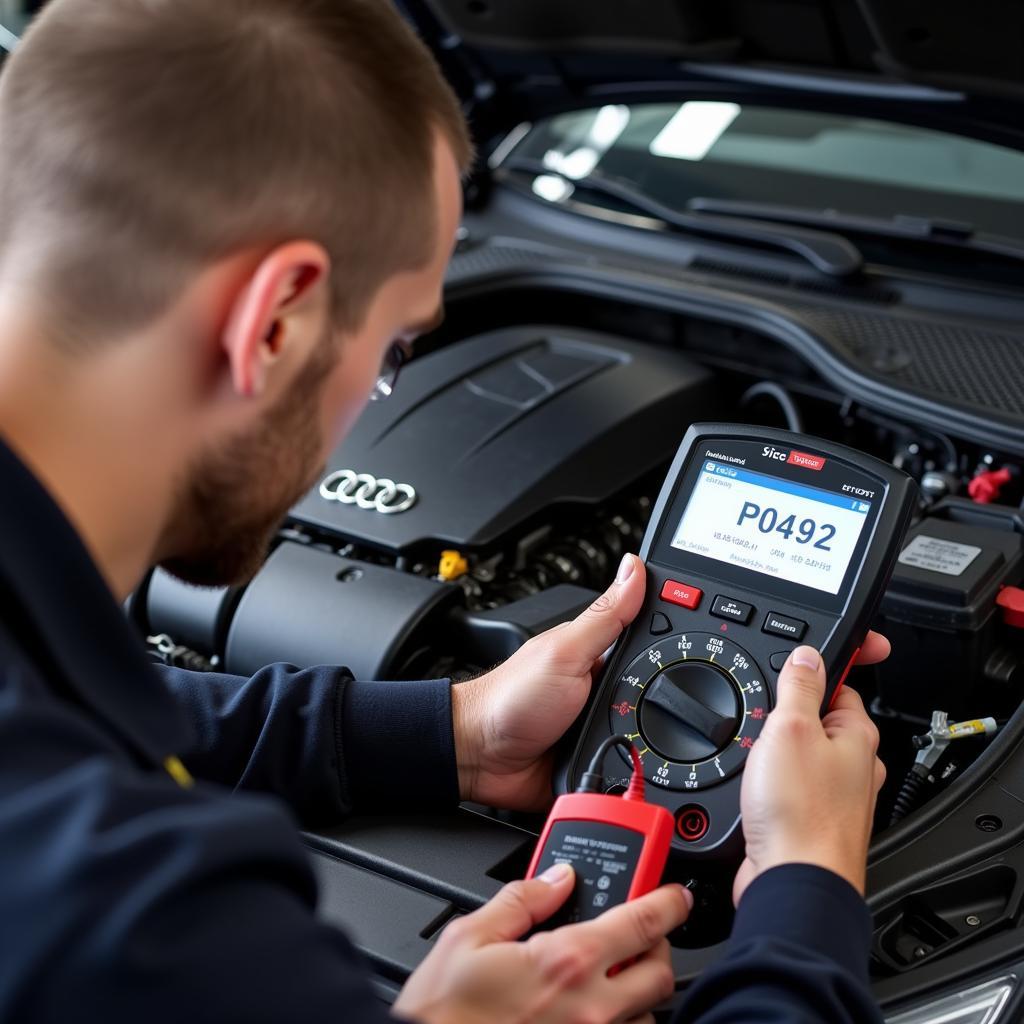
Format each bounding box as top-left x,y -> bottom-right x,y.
687,197 -> 1024,264
498,158 -> 863,278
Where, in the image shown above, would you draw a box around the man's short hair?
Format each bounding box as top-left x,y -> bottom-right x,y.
0,0 -> 473,343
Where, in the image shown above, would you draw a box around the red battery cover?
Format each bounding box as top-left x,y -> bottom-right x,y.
526,791 -> 674,901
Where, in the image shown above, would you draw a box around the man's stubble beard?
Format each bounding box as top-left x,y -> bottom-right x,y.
160,329 -> 339,588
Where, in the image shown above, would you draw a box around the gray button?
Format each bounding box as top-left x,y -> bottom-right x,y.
762,613 -> 807,641
711,595 -> 753,625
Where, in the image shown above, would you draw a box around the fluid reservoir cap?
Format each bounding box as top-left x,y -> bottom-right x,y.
996,586 -> 1024,628
439,550 -> 469,581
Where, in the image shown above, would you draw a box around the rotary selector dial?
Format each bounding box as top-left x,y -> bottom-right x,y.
607,632 -> 771,793
641,662 -> 742,763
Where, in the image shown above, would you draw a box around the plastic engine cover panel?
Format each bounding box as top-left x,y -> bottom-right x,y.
289,327 -> 715,552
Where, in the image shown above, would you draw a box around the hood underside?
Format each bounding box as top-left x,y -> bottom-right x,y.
400,0 -> 1024,150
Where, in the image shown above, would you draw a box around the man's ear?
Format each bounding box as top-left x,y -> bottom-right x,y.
221,241 -> 330,398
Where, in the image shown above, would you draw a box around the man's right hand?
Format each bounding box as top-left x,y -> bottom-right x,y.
393,862 -> 691,1024
733,642 -> 888,905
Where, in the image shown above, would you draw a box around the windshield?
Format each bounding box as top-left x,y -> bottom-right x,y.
500,103 -> 1024,244
0,1 -> 32,46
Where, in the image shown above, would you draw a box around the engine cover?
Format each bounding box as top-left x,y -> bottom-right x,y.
290,327 -> 715,552
224,542 -> 459,680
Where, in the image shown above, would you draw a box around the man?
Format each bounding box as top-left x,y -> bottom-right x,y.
0,1 -> 889,1021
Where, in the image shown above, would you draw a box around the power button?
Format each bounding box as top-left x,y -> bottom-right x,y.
676,805 -> 710,843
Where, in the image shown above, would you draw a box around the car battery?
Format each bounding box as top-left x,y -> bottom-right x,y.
874,500 -> 1024,720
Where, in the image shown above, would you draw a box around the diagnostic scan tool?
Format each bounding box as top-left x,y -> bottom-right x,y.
563,423 -> 917,862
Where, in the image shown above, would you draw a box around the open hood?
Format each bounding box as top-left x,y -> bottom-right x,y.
400,0 -> 1024,151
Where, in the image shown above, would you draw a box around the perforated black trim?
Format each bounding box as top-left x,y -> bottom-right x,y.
791,306 -> 1024,418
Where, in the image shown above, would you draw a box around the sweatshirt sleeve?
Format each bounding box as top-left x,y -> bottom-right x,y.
158,664 -> 459,826
677,864 -> 884,1024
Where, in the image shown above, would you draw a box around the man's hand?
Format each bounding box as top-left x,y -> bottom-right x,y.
393,864 -> 690,1024
452,554 -> 646,811
733,640 -> 889,904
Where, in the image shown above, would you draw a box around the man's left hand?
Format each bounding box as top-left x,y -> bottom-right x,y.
452,553 -> 646,811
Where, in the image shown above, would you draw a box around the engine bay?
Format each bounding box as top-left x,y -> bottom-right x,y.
132,294 -> 1024,994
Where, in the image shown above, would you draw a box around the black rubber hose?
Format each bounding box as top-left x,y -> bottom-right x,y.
890,766 -> 929,825
740,381 -> 804,433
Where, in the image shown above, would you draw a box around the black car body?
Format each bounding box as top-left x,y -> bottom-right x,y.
5,3 -> 1024,1020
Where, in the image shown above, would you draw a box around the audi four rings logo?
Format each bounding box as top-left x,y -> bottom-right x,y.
318,470 -> 417,514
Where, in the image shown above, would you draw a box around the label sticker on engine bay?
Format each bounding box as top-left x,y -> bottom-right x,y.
898,535 -> 982,576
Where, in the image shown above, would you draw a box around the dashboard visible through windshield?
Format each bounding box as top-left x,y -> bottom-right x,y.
499,103 -> 1024,274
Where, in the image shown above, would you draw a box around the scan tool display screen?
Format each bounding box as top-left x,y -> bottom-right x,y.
670,460 -> 872,595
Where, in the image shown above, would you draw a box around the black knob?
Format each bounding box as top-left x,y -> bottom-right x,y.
639,662 -> 741,763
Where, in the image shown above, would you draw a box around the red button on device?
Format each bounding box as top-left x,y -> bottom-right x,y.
661,580 -> 703,609
676,804 -> 710,843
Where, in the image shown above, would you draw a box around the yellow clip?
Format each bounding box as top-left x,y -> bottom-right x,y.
163,755 -> 194,789
439,550 -> 469,581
